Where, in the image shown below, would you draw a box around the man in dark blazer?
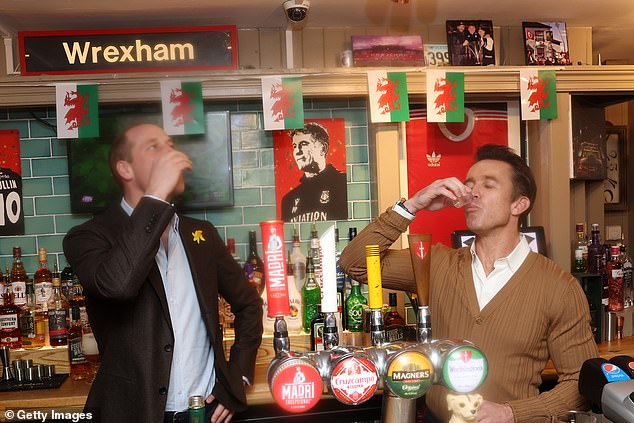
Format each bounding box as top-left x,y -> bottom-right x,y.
63,123 -> 263,423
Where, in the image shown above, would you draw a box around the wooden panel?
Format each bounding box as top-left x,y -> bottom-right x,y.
259,29 -> 283,69
323,28 -> 348,68
237,29 -> 262,69
606,102 -> 629,126
568,27 -> 593,66
302,28 -> 326,68
427,24 -> 446,45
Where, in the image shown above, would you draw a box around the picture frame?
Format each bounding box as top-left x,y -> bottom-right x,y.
445,20 -> 495,66
351,35 -> 424,67
604,125 -> 628,211
522,21 -> 572,66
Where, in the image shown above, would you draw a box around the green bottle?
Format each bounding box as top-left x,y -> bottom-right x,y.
345,279 -> 368,332
302,256 -> 321,333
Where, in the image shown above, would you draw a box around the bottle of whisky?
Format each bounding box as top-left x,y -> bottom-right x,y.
68,305 -> 91,380
68,274 -> 88,327
47,264 -> 68,346
61,263 -> 75,299
20,280 -> 46,349
573,223 -> 588,273
10,247 -> 27,309
309,223 -> 322,289
302,256 -> 321,333
290,225 -> 306,293
34,248 -> 53,308
243,231 -> 265,295
0,266 -> 22,348
608,245 -> 624,312
345,279 -> 367,332
621,244 -> 633,307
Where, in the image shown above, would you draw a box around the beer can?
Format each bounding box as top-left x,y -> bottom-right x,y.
384,349 -> 434,399
268,356 -> 323,413
440,343 -> 488,393
329,353 -> 379,405
188,395 -> 205,423
260,220 -> 290,317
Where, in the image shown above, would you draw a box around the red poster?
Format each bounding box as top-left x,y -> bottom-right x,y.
406,105 -> 509,246
274,118 -> 348,223
0,129 -> 24,235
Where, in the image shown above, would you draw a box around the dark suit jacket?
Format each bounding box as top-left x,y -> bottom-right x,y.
63,197 -> 263,423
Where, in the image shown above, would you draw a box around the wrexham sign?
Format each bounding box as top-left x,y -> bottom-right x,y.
19,26 -> 238,75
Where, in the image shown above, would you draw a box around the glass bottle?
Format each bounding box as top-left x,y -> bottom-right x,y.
243,230 -> 265,295
0,266 -> 3,307
608,245 -> 624,312
81,320 -> 100,382
573,223 -> 588,273
69,274 -> 88,327
0,266 -> 21,348
384,292 -> 405,326
345,279 -> 367,333
587,224 -> 607,305
69,305 -> 91,380
335,228 -> 345,327
285,251 -> 303,333
621,244 -> 633,307
10,247 -> 27,309
47,264 -> 69,346
302,256 -> 321,333
309,311 -> 325,351
61,263 -> 75,299
309,222 -> 322,289
20,280 -> 45,349
34,248 -> 53,308
290,225 -> 306,293
226,238 -> 241,265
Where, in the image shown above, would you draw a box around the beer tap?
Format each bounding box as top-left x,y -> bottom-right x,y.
365,245 -> 386,346
323,312 -> 339,350
273,316 -> 290,355
320,225 -> 340,350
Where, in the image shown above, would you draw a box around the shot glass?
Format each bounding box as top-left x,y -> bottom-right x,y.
453,192 -> 473,208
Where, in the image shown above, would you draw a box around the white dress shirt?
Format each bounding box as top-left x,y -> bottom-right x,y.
122,198 -> 215,412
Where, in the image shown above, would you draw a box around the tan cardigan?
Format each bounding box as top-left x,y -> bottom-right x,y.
339,208 -> 599,423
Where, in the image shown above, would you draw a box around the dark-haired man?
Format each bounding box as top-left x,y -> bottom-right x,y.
64,123 -> 263,423
281,122 -> 347,222
340,144 -> 598,423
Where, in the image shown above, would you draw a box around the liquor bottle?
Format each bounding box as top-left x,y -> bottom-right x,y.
290,225 -> 306,293
587,224 -> 607,305
10,247 -> 27,309
69,274 -> 88,327
608,245 -> 624,312
243,231 -> 265,295
345,279 -> 367,332
34,248 -> 53,307
285,251 -> 303,333
384,293 -> 405,326
309,311 -> 325,351
620,244 -> 633,307
81,320 -> 100,382
309,222 -> 322,289
47,264 -> 68,346
0,267 -> 21,348
0,266 -> 3,307
20,280 -> 45,349
302,256 -> 321,333
61,263 -> 75,299
573,223 -> 588,273
335,228 -> 345,328
68,305 -> 91,380
226,238 -> 241,265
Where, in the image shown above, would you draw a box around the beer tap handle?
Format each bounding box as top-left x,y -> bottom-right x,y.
370,309 -> 386,346
417,306 -> 432,343
273,316 -> 290,355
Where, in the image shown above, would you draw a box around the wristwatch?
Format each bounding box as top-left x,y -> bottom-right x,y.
395,197 -> 415,217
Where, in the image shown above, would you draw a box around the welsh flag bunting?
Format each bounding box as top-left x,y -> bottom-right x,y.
367,71 -> 410,123
520,69 -> 558,120
426,70 -> 464,123
160,80 -> 205,135
261,76 -> 304,131
55,83 -> 99,139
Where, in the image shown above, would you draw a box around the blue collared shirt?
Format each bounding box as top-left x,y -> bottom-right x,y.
121,197 -> 215,412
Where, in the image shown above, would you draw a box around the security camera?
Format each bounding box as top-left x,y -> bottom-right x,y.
283,0 -> 310,23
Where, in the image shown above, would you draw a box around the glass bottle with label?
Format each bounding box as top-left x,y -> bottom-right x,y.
69,305 -> 91,380
302,256 -> 321,333
34,248 -> 53,307
61,263 -> 75,299
608,245 -> 624,312
384,293 -> 405,326
345,279 -> 367,333
335,228 -> 345,328
620,244 -> 633,307
310,311 -> 325,351
0,266 -> 22,348
290,225 -> 306,293
47,264 -> 69,346
573,223 -> 588,273
243,231 -> 265,295
20,280 -> 46,349
69,274 -> 88,327
10,247 -> 27,309
310,223 -> 322,288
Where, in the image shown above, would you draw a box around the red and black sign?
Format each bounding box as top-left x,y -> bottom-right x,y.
0,130 -> 24,236
19,26 -> 238,76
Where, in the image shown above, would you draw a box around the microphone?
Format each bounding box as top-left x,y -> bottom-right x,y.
578,357 -> 634,423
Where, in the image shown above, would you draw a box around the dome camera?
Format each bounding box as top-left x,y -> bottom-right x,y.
283,0 -> 310,23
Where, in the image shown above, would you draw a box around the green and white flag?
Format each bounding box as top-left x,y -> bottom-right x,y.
426,70 -> 464,123
367,71 -> 410,123
261,76 -> 304,131
160,80 -> 205,135
520,69 -> 558,120
55,83 -> 99,139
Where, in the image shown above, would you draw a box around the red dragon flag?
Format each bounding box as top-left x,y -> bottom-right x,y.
261,76 -> 304,131
55,83 -> 99,139
160,80 -> 205,135
367,71 -> 410,123
520,69 -> 558,120
425,70 -> 464,123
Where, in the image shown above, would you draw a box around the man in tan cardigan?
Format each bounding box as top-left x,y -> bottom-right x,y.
340,144 -> 598,423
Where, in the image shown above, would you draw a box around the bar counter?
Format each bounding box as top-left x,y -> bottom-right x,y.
2,336 -> 633,422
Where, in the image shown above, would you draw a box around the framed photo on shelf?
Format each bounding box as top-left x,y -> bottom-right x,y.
604,125 -> 628,211
445,20 -> 495,66
522,21 -> 572,65
351,35 -> 424,67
